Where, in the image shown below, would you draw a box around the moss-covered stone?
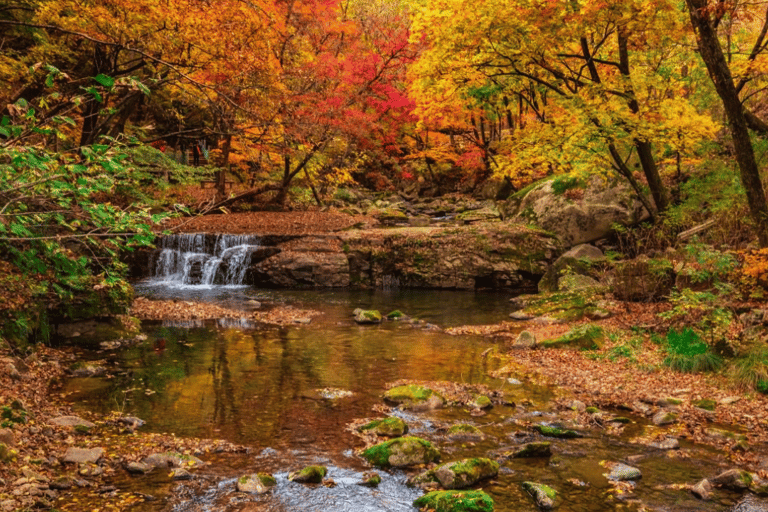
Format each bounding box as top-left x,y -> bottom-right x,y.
358,471 -> 382,488
358,417 -> 408,437
533,425 -> 582,439
412,458 -> 499,490
693,399 -> 717,411
353,309 -> 382,324
585,407 -> 600,414
472,395 -> 492,409
511,442 -> 552,458
237,473 -> 276,493
540,324 -> 605,350
448,424 -> 482,436
609,417 -> 632,424
413,490 -> 494,512
361,436 -> 440,468
387,310 -> 405,320
522,482 -> 557,509
383,384 -> 445,411
288,465 -> 327,484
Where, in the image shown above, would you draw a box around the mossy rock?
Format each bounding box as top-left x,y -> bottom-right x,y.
413,490 -> 494,512
511,442 -> 552,458
540,324 -> 605,350
522,481 -> 557,510
361,436 -> 440,468
472,395 -> 492,409
358,471 -> 382,488
518,291 -> 601,323
353,309 -> 383,324
411,458 -> 499,490
448,424 -> 482,437
288,465 -> 327,484
693,399 -> 717,411
383,384 -> 445,411
387,310 -> 406,320
358,417 -> 408,437
533,425 -> 582,439
237,473 -> 276,493
585,407 -> 600,414
609,417 -> 632,424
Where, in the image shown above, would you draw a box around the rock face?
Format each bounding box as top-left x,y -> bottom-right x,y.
361,437 -> 440,468
147,223 -> 559,291
504,175 -> 649,247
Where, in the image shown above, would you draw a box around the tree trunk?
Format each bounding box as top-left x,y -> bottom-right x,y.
687,0 -> 768,247
217,134 -> 232,203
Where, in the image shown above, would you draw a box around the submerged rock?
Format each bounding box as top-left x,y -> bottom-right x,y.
447,424 -> 484,440
410,458 -> 499,490
533,425 -> 582,439
413,490 -> 494,512
603,461 -> 642,481
358,417 -> 408,437
383,384 -> 445,411
361,436 -> 440,468
511,442 -> 552,458
237,473 -> 276,493
288,465 -> 327,484
522,481 -> 557,510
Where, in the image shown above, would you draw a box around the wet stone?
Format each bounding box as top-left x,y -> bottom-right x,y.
712,469 -> 753,490
171,468 -> 192,480
522,481 -> 556,510
511,442 -> 552,458
62,447 -> 104,464
604,462 -> 642,481
288,465 -> 327,484
692,478 -> 712,500
78,464 -> 104,477
652,410 -> 678,426
236,473 -> 276,494
125,462 -> 153,474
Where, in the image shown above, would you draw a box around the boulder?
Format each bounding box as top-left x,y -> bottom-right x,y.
522,481 -> 557,510
691,478 -> 712,500
711,469 -> 753,490
539,244 -> 605,293
353,309 -> 382,324
413,490 -> 494,512
511,442 -> 552,458
383,385 -> 445,411
361,436 -> 440,468
410,458 -> 499,489
447,424 -> 484,440
504,174 -> 649,247
652,411 -> 678,426
612,257 -> 674,302
358,417 -> 408,437
603,462 -> 642,481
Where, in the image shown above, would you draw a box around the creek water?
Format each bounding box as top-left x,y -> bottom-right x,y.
61,286 -> 741,512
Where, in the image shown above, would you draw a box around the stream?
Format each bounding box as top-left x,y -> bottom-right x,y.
59,286 -> 744,512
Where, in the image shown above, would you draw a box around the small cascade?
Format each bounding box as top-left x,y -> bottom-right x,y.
151,234 -> 261,287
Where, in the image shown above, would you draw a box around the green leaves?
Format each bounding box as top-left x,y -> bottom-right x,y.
93,73 -> 115,88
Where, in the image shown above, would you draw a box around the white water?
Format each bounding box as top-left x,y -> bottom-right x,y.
150,234 -> 261,288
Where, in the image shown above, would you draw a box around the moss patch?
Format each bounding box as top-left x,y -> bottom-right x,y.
541,324 -> 605,350
533,425 -> 582,439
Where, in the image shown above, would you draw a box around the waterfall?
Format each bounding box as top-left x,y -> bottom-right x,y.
150,234 -> 260,287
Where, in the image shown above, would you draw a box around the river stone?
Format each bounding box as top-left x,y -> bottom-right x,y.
358,417 -> 408,437
143,452 -> 205,469
522,481 -> 557,510
712,469 -> 753,490
447,424 -> 484,440
170,468 -> 192,480
358,471 -> 381,488
125,462 -> 153,474
62,447 -> 103,464
513,331 -> 537,348
511,442 -> 552,458
383,384 -> 445,411
353,309 -> 382,324
604,462 -> 642,481
647,437 -> 680,450
50,416 -> 95,429
361,436 -> 440,468
692,478 -> 712,500
510,311 -> 535,321
533,425 -> 582,439
237,473 -> 276,493
413,490 -> 494,512
413,458 -> 499,490
288,465 -> 327,484
652,410 -> 678,426
472,395 -> 492,409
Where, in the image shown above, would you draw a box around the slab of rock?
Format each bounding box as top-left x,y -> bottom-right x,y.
125,462 -> 153,474
50,416 -> 95,428
62,447 -> 104,464
522,481 -> 557,510
143,452 -> 205,469
652,410 -> 678,426
533,425 -> 582,439
361,436 -> 440,468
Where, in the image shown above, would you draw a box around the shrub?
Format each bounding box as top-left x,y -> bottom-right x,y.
731,345 -> 768,392
663,328 -> 723,373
